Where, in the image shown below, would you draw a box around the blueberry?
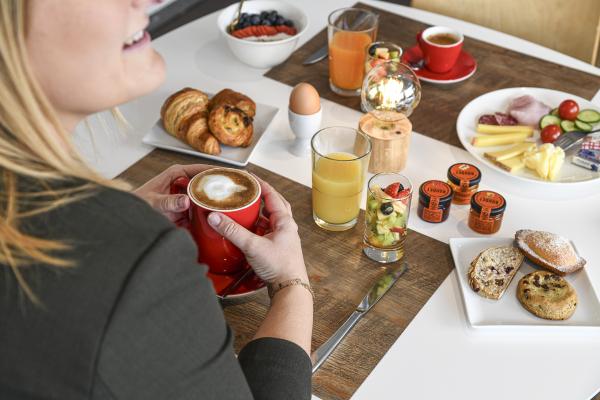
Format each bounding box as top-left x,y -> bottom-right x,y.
261,19 -> 272,26
369,46 -> 377,56
269,10 -> 278,18
275,16 -> 285,25
240,21 -> 250,29
241,12 -> 248,18
250,15 -> 261,25
283,19 -> 294,27
380,202 -> 394,215
260,11 -> 269,19
234,22 -> 244,30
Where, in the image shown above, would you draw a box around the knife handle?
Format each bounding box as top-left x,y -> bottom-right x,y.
311,310 -> 363,374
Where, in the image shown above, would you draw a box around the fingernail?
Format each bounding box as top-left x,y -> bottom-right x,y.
177,195 -> 187,209
207,213 -> 221,226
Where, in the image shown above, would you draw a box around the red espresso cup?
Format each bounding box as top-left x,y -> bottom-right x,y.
170,168 -> 262,275
417,26 -> 463,73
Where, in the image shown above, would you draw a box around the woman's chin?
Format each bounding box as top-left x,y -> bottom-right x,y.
124,50 -> 166,99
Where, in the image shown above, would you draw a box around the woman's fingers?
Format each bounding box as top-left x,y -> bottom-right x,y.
255,176 -> 289,215
151,193 -> 189,213
167,163 -> 212,180
207,212 -> 257,253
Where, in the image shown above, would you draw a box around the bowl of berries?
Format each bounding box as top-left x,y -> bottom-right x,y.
217,1 -> 308,68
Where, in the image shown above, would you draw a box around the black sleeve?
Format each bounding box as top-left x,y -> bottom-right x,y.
91,228 -> 311,400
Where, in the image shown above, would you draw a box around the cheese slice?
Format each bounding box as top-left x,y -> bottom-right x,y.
471,131 -> 533,147
494,156 -> 525,173
484,142 -> 536,161
477,124 -> 534,134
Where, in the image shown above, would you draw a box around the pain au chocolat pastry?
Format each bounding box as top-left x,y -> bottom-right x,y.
208,89 -> 255,147
515,229 -> 586,276
160,88 -> 221,155
209,88 -> 256,118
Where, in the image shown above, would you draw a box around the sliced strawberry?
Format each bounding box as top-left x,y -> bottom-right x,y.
390,227 -> 406,234
397,188 -> 411,199
384,182 -> 404,198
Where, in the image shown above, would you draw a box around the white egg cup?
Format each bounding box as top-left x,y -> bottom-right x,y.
288,108 -> 322,157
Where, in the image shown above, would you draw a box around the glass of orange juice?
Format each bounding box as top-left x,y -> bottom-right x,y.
328,8 -> 379,97
311,127 -> 372,231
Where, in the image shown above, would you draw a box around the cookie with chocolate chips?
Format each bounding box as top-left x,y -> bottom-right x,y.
517,271 -> 577,320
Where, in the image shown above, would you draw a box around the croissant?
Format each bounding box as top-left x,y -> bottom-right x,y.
209,89 -> 256,118
161,88 -> 220,155
160,88 -> 209,140
182,113 -> 221,155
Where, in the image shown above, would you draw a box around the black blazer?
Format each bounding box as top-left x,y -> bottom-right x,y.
0,180 -> 311,399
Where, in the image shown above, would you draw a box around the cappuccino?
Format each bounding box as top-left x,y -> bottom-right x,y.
191,168 -> 259,210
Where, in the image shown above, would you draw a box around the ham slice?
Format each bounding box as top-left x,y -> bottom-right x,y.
478,112 -> 518,126
506,95 -> 551,126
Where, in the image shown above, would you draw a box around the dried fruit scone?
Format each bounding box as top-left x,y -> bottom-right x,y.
516,271 -> 577,320
468,246 -> 524,300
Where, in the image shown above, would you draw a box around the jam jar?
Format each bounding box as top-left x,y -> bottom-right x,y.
468,190 -> 507,234
417,180 -> 453,223
447,163 -> 481,205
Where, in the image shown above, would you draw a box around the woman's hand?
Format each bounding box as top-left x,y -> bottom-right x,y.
207,177 -> 307,284
133,164 -> 210,222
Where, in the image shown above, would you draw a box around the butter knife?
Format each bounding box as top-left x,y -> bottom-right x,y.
302,10 -> 373,65
311,262 -> 408,373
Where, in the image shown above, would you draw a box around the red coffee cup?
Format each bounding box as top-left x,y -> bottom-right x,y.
417,26 -> 463,73
170,168 -> 262,275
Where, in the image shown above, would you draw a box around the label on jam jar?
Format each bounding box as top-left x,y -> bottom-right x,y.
422,181 -> 452,223
473,191 -> 505,218
450,164 -> 480,190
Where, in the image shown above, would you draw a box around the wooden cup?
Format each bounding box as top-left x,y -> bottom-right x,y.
356,113 -> 412,173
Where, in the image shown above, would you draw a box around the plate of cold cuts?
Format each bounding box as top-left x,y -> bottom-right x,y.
456,87 -> 600,186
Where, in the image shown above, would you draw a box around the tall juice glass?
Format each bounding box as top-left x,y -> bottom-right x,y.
363,173 -> 412,263
311,127 -> 371,231
328,8 -> 379,97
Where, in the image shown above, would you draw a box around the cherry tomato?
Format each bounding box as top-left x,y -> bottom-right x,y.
541,124 -> 561,143
558,99 -> 579,121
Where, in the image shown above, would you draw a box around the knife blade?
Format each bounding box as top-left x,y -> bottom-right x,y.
302,10 -> 373,65
311,262 -> 408,373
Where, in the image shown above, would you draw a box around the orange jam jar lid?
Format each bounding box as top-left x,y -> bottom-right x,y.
419,180 -> 453,207
470,190 -> 506,217
447,163 -> 481,188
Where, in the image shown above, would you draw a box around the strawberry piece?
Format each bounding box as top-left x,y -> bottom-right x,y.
384,182 -> 405,198
390,227 -> 406,234
397,188 -> 411,199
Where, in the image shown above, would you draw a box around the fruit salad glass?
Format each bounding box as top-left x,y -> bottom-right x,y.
365,41 -> 403,75
363,173 -> 412,263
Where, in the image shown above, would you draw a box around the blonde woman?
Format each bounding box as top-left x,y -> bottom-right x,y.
0,1 -> 313,399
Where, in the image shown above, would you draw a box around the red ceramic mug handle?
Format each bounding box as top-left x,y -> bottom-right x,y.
416,30 -> 423,44
170,176 -> 191,228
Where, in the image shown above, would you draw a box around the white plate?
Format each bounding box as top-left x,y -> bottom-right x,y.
456,87 -> 600,186
143,100 -> 278,167
450,237 -> 600,330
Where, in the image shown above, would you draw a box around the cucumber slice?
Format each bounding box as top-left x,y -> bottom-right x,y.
539,114 -> 562,129
577,109 -> 600,123
560,120 -> 576,132
551,108 -> 559,116
575,119 -> 593,132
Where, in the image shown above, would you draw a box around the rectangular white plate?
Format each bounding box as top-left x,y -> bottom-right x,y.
142,101 -> 279,167
450,237 -> 600,330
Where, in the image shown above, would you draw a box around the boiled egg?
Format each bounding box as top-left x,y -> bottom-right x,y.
289,83 -> 320,115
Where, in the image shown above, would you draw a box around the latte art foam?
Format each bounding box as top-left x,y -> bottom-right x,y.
198,175 -> 247,201
191,168 -> 259,210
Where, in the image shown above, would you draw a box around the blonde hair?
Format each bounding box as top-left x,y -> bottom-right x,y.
0,1 -> 125,302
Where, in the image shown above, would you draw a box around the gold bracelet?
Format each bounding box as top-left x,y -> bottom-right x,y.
268,278 -> 314,300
